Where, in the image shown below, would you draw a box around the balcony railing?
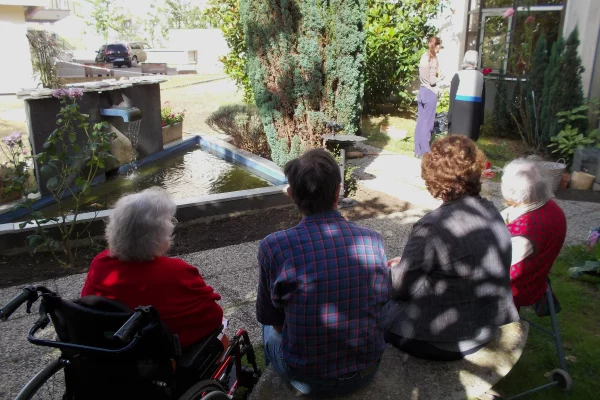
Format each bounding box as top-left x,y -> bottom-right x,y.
50,0 -> 71,10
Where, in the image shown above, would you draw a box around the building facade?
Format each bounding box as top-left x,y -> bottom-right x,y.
438,0 -> 600,105
0,0 -> 70,94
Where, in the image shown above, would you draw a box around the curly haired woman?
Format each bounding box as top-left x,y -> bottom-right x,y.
382,135 -> 519,361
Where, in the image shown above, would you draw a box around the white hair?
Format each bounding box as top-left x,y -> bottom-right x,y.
106,187 -> 176,261
462,50 -> 479,69
501,159 -> 552,205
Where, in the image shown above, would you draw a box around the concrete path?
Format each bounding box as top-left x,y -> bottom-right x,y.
0,210 -> 421,399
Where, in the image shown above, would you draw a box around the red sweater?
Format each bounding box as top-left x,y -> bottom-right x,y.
507,200 -> 566,307
81,250 -> 223,348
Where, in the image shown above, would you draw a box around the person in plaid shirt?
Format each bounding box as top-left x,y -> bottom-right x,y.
256,149 -> 391,396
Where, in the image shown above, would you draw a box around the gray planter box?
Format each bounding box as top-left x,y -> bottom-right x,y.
162,122 -> 183,145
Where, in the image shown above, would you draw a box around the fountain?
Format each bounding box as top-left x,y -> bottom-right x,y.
1,77 -> 288,226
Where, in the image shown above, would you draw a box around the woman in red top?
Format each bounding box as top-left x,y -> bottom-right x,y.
81,187 -> 223,348
500,159 -> 567,308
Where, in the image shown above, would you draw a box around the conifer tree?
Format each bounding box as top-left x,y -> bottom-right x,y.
540,36 -> 565,143
241,0 -> 367,166
556,27 -> 585,134
492,69 -> 512,137
526,33 -> 548,139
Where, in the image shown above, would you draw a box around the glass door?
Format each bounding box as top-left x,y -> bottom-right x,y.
479,11 -> 512,72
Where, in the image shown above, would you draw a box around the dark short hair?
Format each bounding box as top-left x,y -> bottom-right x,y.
284,149 -> 342,215
421,135 -> 485,202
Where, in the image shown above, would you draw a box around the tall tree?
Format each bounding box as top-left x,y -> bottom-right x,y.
84,0 -> 126,42
525,33 -> 548,141
555,27 -> 586,134
540,36 -> 565,144
145,0 -> 169,47
165,0 -> 209,29
241,0 -> 367,166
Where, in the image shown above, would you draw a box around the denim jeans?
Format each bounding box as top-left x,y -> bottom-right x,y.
262,325 -> 380,396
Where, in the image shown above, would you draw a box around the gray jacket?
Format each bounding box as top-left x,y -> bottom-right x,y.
385,195 -> 519,342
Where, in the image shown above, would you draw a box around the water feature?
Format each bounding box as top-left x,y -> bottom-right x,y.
25,147 -> 272,219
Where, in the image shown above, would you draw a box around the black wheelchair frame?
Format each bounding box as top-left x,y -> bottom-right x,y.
1,285 -> 261,400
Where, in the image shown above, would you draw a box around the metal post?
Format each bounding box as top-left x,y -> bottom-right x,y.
546,284 -> 568,371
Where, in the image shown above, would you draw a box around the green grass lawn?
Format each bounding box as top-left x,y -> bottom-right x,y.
493,245 -> 600,399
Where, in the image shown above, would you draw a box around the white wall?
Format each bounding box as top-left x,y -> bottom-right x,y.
436,0 -> 469,81
563,0 -> 600,97
168,29 -> 228,74
0,5 -> 36,94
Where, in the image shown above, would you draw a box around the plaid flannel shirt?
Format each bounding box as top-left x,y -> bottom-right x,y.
256,210 -> 391,378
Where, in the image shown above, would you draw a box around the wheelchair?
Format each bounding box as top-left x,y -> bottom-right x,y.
0,285 -> 261,400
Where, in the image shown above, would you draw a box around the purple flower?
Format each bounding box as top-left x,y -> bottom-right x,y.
2,131 -> 22,148
52,88 -> 70,98
504,8 -> 515,18
23,148 -> 29,155
69,88 -> 84,99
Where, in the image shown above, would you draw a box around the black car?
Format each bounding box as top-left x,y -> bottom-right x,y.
95,43 -> 132,68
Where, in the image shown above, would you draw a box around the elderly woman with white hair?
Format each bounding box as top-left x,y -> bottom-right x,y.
447,50 -> 486,141
501,159 -> 567,309
81,187 -> 224,349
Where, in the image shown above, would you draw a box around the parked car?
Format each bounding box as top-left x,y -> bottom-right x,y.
127,42 -> 150,64
95,43 -> 132,68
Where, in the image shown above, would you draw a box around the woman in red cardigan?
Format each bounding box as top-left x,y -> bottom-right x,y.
81,187 -> 223,349
500,159 -> 567,308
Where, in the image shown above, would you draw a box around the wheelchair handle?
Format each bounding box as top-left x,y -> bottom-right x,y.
113,307 -> 149,343
0,286 -> 38,322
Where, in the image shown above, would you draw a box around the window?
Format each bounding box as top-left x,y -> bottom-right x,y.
465,0 -> 565,73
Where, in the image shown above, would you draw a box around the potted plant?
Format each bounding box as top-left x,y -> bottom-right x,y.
0,131 -> 30,204
548,105 -> 600,190
161,102 -> 185,145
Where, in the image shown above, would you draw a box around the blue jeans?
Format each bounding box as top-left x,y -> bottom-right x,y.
262,325 -> 380,396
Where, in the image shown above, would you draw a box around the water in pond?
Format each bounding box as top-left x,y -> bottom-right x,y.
33,147 -> 272,218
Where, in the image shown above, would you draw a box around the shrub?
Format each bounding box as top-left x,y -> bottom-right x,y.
241,0 -> 367,166
27,31 -> 68,89
491,69 -> 513,138
206,104 -> 270,159
436,89 -> 450,113
12,88 -> 116,268
364,0 -> 442,110
205,0 -> 253,103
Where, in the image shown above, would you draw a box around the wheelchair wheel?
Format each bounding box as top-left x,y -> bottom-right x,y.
549,369 -> 573,392
15,359 -> 65,400
178,379 -> 227,400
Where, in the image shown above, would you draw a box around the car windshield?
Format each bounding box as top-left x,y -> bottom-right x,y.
107,44 -> 127,51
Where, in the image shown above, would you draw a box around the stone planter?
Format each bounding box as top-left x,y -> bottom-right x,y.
162,122 -> 183,145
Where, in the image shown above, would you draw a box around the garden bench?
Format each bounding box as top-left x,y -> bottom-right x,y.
141,62 -> 168,75
84,63 -> 114,77
249,321 -> 529,400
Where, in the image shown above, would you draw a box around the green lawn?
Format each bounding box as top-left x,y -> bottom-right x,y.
493,245 -> 600,399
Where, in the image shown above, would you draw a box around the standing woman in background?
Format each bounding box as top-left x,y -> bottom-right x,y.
447,50 -> 486,141
414,36 -> 442,158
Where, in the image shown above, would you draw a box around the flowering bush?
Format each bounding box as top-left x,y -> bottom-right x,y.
161,102 -> 185,127
16,87 -> 115,268
0,131 -> 32,202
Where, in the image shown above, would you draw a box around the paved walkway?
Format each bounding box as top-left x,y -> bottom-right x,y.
1,144 -> 600,397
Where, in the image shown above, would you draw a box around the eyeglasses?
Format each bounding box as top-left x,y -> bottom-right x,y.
171,217 -> 178,226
